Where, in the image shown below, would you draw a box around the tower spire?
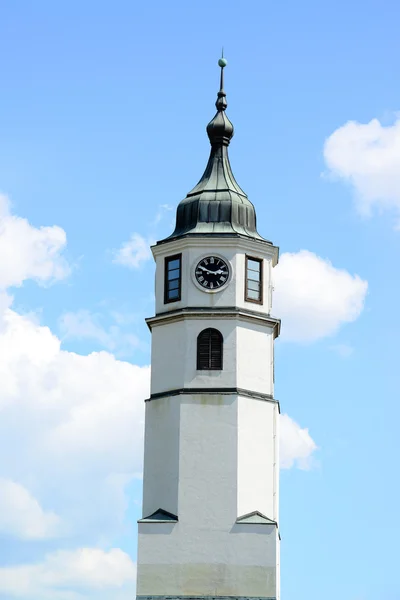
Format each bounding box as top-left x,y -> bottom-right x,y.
206,55 -> 233,146
216,53 -> 227,112
164,56 -> 271,245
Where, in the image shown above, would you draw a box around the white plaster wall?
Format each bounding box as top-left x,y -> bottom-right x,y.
137,393 -> 278,598
141,396 -> 181,517
236,321 -> 273,395
150,318 -> 237,394
237,398 -> 278,520
142,394 -> 278,523
150,320 -> 186,392
178,394 -> 238,527
151,317 -> 274,396
137,521 -> 277,597
274,400 -> 280,523
276,528 -> 281,600
152,237 -> 276,317
139,235 -> 280,598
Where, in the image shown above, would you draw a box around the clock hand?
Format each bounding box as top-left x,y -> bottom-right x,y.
198,265 -> 227,276
198,266 -> 216,275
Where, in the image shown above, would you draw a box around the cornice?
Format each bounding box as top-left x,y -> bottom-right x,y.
146,387 -> 280,410
146,306 -> 281,338
137,597 -> 277,600
151,235 -> 279,266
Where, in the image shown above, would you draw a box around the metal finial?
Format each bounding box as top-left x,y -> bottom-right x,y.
216,53 -> 228,112
218,53 -> 227,68
207,53 -> 232,145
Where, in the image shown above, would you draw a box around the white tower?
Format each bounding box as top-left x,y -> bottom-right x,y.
136,58 -> 281,600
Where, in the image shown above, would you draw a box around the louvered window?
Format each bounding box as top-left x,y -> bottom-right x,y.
197,328 -> 223,370
245,255 -> 263,304
164,254 -> 182,304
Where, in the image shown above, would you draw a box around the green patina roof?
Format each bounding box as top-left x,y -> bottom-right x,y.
160,59 -> 271,245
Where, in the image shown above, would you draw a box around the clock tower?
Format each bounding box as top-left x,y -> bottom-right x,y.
136,58 -> 281,600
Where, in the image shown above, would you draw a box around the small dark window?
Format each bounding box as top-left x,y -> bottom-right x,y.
164,254 -> 182,304
245,256 -> 263,304
197,328 -> 223,370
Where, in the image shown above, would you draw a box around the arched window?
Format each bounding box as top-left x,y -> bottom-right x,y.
197,328 -> 223,370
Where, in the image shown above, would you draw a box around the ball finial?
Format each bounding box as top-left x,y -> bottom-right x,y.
218,57 -> 227,68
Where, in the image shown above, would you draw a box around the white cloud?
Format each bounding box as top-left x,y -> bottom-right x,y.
59,309 -> 142,354
0,306 -> 150,540
0,547 -> 136,600
151,203 -> 173,226
280,414 -> 317,470
0,478 -> 61,540
324,115 -> 400,224
113,233 -> 153,269
114,203 -> 174,269
60,310 -> 110,345
273,250 -> 368,342
0,194 -> 70,289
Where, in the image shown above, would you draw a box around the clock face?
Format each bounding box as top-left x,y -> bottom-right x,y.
195,256 -> 230,290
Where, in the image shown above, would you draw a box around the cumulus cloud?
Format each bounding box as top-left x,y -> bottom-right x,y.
114,203 -> 175,268
273,250 -> 368,342
324,115 -> 400,224
0,194 -> 70,288
0,478 -> 61,540
280,414 -> 317,470
0,306 -> 150,540
59,309 -> 142,354
151,203 -> 173,227
113,233 -> 153,269
0,547 -> 136,600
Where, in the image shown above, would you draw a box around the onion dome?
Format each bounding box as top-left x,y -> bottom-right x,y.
164,56 -> 270,243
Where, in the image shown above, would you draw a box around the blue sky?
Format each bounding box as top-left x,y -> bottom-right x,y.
0,1 -> 399,599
